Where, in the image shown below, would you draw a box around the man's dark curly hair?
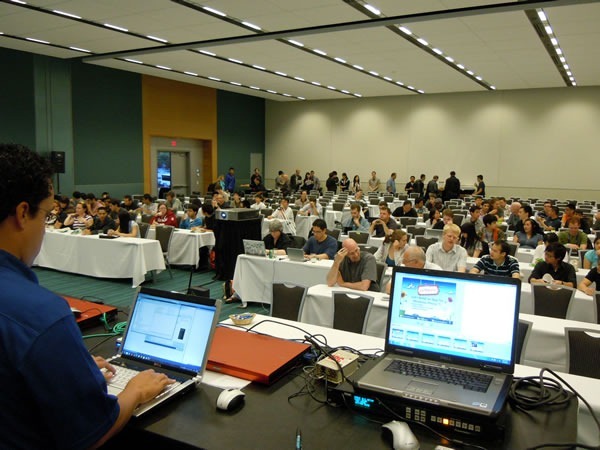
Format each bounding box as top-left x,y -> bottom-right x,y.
0,143 -> 54,223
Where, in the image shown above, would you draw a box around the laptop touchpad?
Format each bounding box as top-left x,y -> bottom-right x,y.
406,381 -> 437,395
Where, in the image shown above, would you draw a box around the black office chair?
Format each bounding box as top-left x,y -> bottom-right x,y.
399,217 -> 417,227
565,327 -> 600,379
406,225 -> 425,237
349,231 -> 369,244
138,222 -> 150,239
289,235 -> 306,249
328,228 -> 341,240
594,293 -> 600,324
359,245 -> 378,255
516,319 -> 533,364
271,283 -> 308,321
532,284 -> 575,319
506,241 -> 519,257
154,225 -> 174,279
332,291 -> 374,334
141,214 -> 153,224
416,236 -> 438,251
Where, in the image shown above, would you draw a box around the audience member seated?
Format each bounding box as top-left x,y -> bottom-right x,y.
299,197 -> 322,217
578,255 -> 600,295
513,218 -> 544,249
107,211 -> 139,238
231,191 -> 244,208
300,172 -> 314,192
529,242 -> 576,287
433,208 -> 454,230
426,208 -> 442,228
83,207 -> 116,235
343,203 -> 370,232
558,218 -> 588,251
200,204 -> 215,230
63,202 -> 93,230
480,214 -> 505,244
386,246 -> 442,293
263,219 -> 292,256
470,240 -> 521,278
374,230 -> 408,266
85,193 -> 103,217
302,219 -> 337,260
574,209 -> 592,234
414,197 -> 427,216
251,176 -> 268,194
505,201 -> 521,230
136,193 -> 157,216
467,204 -> 484,235
269,197 -> 296,234
150,204 -> 178,227
392,200 -> 417,218
294,190 -> 310,208
459,222 -> 485,258
369,206 -> 398,238
213,184 -> 230,202
179,204 -> 203,229
250,193 -> 267,211
45,199 -> 63,228
326,238 -> 379,292
212,193 -> 231,210
108,198 -> 128,223
561,203 -> 576,228
514,204 -> 534,233
425,224 -> 467,272
164,191 -> 182,212
537,205 -> 561,232
592,211 -> 600,231
122,195 -> 138,212
583,238 -> 600,269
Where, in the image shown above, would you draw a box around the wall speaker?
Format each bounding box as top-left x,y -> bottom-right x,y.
50,151 -> 65,174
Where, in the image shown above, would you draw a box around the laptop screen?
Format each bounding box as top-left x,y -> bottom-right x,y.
387,267 -> 520,368
121,289 -> 219,374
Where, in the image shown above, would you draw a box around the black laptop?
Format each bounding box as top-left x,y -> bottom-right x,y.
356,266 -> 520,417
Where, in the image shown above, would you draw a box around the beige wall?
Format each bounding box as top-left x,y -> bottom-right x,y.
266,86 -> 600,200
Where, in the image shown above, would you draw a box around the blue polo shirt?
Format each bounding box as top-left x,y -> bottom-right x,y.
0,251 -> 119,449
303,235 -> 338,260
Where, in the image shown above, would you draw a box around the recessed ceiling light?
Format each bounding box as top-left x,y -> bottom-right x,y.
53,10 -> 81,19
341,90 -> 350,94
199,50 -> 216,56
466,70 -> 474,76
313,49 -> 327,56
327,85 -> 336,90
433,48 -> 443,55
147,35 -> 168,43
267,90 -> 277,94
208,76 -> 221,81
104,23 -> 128,32
250,86 -> 260,90
364,4 -> 381,15
230,82 -> 242,86
353,65 -> 364,70
298,97 -> 306,100
457,64 -> 465,70
156,65 -> 171,70
26,37 -> 49,44
288,40 -> 304,47
275,71 -> 287,76
294,76 -> 304,81
124,58 -> 142,64
283,93 -> 292,97
203,6 -> 226,17
490,86 -> 496,90
545,26 -> 553,35
537,10 -> 547,21
242,21 -> 261,30
445,56 -> 454,62
417,38 -> 428,46
253,65 -> 266,70
353,93 -> 362,97
228,58 -> 243,64
334,57 -> 346,63
184,71 -> 198,76
369,71 -> 379,76
383,76 -> 392,81
550,38 -> 558,46
417,90 -> 425,94
311,81 -> 321,86
10,0 -> 27,4
398,26 -> 412,35
555,48 -> 562,55
69,46 -> 91,53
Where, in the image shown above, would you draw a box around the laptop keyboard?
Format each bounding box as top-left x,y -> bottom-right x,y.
385,360 -> 492,392
107,365 -> 182,399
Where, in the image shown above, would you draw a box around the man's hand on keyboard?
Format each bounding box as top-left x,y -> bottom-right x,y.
93,356 -> 116,381
126,370 -> 176,405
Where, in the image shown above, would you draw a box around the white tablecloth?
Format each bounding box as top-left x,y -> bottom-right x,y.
295,215 -> 315,239
35,230 -> 165,287
223,314 -> 600,447
300,284 -> 390,337
146,228 -> 215,266
233,254 -> 332,304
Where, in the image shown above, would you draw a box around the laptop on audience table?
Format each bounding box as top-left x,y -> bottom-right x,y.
287,247 -> 306,262
106,287 -> 221,417
243,239 -> 267,257
356,266 -> 520,418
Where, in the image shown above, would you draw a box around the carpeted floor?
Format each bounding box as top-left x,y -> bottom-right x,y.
33,266 -> 268,321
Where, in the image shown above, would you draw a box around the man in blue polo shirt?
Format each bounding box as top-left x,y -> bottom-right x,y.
303,218 -> 338,260
470,240 -> 521,278
0,144 -> 173,449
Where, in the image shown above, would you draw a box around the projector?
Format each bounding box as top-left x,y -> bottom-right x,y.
216,208 -> 259,221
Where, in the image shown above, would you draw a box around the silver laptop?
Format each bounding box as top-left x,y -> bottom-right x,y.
287,247 -> 306,262
356,266 -> 520,418
243,239 -> 266,256
106,287 -> 221,416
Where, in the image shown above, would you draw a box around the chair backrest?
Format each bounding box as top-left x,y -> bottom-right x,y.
565,327 -> 600,379
332,202 -> 345,212
369,199 -> 380,206
506,241 -> 519,257
516,319 -> 532,364
271,283 -> 308,321
289,235 -> 306,249
375,262 -> 386,292
594,293 -> 600,324
399,217 -> 417,227
422,212 -> 429,222
406,225 -> 425,236
261,208 -> 273,217
138,222 -> 150,239
452,214 -> 464,226
532,284 -> 575,319
328,228 -> 341,240
141,214 -> 153,224
416,236 -> 438,250
383,195 -> 394,203
332,291 -> 374,334
359,244 -> 378,255
579,249 -> 588,268
154,225 -> 175,254
349,231 -> 369,244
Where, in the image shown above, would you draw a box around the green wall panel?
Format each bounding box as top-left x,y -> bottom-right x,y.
71,62 -> 143,189
217,90 -> 265,186
0,48 -> 36,148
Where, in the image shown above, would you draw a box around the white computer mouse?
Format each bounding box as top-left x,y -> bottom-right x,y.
381,420 -> 420,450
216,388 -> 245,412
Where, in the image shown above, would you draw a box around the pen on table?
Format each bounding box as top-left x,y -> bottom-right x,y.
295,427 -> 302,450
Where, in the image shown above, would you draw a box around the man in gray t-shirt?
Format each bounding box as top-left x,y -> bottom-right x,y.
326,238 -> 379,292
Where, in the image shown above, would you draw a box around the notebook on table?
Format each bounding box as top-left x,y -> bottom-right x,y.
356,266 -> 521,418
243,239 -> 266,256
106,287 -> 221,417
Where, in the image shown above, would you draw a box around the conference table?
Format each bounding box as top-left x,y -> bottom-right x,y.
115,314 -> 598,448
146,228 -> 215,266
35,229 -> 165,287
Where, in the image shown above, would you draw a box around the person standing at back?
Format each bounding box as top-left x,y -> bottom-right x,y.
0,143 -> 172,449
443,171 -> 461,201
